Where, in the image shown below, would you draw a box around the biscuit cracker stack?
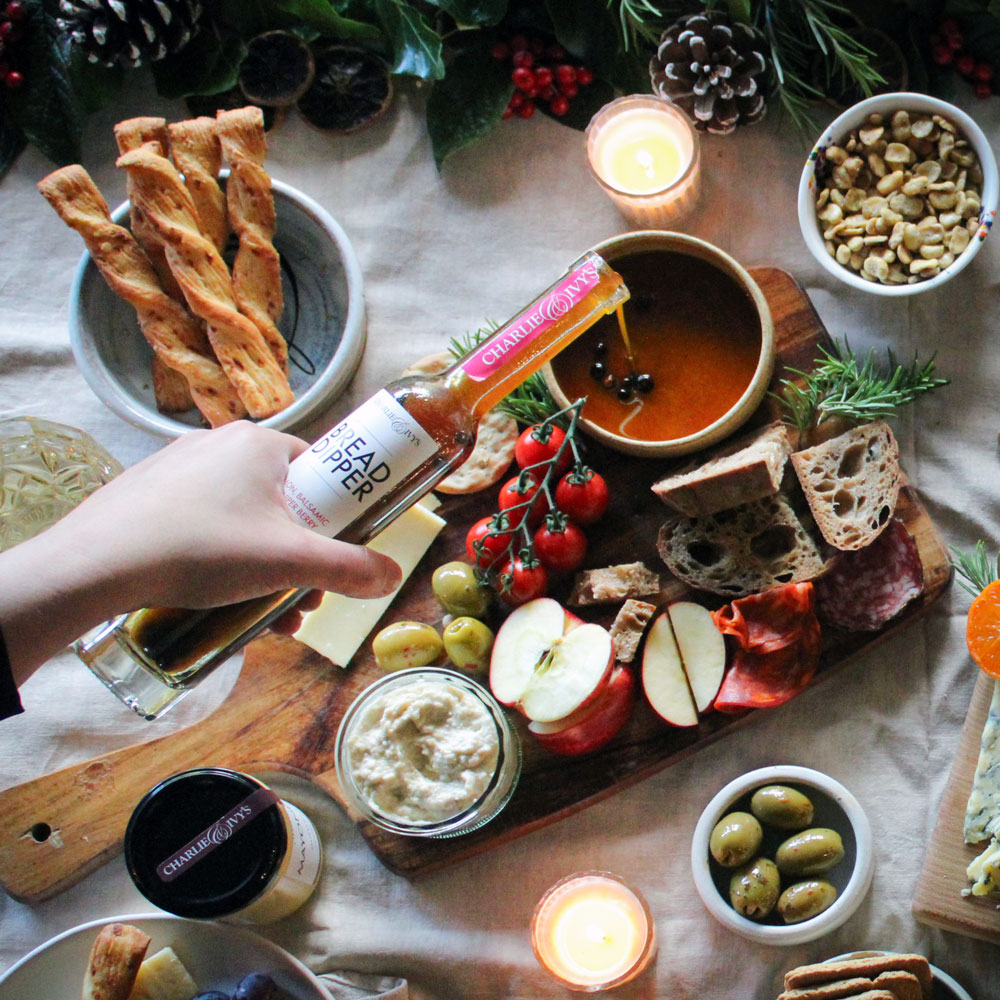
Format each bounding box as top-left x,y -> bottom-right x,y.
778,953 -> 932,1000
38,107 -> 293,427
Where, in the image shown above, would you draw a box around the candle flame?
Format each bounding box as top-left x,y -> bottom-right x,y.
636,148 -> 656,179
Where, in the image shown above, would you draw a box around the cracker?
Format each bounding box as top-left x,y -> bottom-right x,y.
873,971 -> 923,1000
784,955 -> 932,999
400,352 -> 518,495
779,978 -> 881,1000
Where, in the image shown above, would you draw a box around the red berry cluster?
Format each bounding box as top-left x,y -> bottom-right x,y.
0,1 -> 27,91
930,19 -> 994,98
492,33 -> 595,120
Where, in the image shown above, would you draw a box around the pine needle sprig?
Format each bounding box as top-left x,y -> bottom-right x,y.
778,339 -> 948,434
952,541 -> 1000,598
448,322 -> 565,427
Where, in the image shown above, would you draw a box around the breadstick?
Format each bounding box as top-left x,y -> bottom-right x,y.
38,165 -> 246,427
114,118 -> 194,415
81,922 -> 151,1000
116,145 -> 294,418
168,116 -> 228,253
216,106 -> 288,372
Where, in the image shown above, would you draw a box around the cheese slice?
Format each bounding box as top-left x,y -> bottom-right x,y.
295,497 -> 446,667
128,947 -> 198,1000
964,679 -> 1000,843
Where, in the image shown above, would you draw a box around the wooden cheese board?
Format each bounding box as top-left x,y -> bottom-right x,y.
0,267 -> 952,904
913,672 -> 1000,943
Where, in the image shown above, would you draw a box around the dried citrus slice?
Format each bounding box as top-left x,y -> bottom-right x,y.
967,579 -> 1000,677
297,45 -> 391,133
239,31 -> 315,107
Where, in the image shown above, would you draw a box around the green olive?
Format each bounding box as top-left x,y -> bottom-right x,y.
777,879 -> 838,924
432,561 -> 490,618
729,857 -> 780,919
443,617 -> 495,673
372,621 -> 443,672
775,828 -> 845,877
750,785 -> 815,830
709,812 -> 763,868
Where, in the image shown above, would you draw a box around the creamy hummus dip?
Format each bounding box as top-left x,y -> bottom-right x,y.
347,680 -> 500,824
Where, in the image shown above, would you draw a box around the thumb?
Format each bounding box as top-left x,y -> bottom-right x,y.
284,533 -> 402,599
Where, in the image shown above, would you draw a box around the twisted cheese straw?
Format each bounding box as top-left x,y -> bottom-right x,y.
116,145 -> 294,418
216,107 -> 288,373
37,165 -> 246,427
115,117 -> 193,414
168,116 -> 228,254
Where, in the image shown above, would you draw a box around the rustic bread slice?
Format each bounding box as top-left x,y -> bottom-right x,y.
651,422 -> 794,517
610,599 -> 657,663
656,494 -> 827,597
790,420 -> 901,551
569,563 -> 660,606
783,955 -> 932,999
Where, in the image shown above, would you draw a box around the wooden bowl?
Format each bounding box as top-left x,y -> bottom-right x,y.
543,231 -> 774,458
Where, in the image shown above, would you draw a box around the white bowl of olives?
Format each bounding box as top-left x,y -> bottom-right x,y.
691,765 -> 874,945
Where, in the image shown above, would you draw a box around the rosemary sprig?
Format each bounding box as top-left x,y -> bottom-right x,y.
952,542 -> 1000,598
778,339 -> 948,434
449,322 -> 565,427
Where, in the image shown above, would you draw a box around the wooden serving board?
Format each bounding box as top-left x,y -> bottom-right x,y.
0,268 -> 952,903
913,673 -> 1000,943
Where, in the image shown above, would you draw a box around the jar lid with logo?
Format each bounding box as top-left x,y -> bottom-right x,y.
124,768 -> 321,923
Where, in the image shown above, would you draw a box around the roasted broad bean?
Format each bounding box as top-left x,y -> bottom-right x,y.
709,811 -> 763,868
442,617 -> 494,673
750,785 -> 814,830
775,828 -> 845,877
729,857 -> 780,919
777,879 -> 838,923
432,561 -> 490,617
372,621 -> 443,672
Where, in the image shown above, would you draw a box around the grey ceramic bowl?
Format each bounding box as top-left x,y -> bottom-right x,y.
69,177 -> 366,437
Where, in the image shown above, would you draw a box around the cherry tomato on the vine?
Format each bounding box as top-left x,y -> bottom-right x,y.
496,554 -> 549,606
533,516 -> 587,573
465,515 -> 513,569
514,423 -> 571,475
554,467 -> 609,525
497,472 -> 550,527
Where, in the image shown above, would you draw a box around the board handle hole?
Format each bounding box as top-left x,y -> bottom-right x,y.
29,822 -> 51,843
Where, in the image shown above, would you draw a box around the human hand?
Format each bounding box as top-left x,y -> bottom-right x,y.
0,422 -> 401,681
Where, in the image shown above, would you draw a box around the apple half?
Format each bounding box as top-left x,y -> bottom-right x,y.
528,665 -> 636,756
642,603 -> 727,726
490,597 -> 614,723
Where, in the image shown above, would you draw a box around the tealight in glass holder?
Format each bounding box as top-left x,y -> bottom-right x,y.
531,870 -> 656,991
586,95 -> 701,228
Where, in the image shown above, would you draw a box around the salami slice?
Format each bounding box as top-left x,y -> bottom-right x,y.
713,582 -> 816,655
714,616 -> 822,712
813,519 -> 924,632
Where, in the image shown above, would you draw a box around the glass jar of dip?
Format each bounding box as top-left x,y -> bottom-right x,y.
334,667 -> 521,838
124,768 -> 322,924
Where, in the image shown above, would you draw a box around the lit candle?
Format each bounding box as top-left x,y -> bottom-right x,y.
586,95 -> 700,228
531,872 -> 655,991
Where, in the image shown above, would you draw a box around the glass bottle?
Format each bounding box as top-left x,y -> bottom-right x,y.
75,252 -> 628,719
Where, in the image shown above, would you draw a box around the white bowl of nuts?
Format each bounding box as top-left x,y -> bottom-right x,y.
798,92 -> 998,294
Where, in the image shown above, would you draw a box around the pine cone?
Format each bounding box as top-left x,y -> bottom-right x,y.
57,0 -> 203,68
649,11 -> 771,135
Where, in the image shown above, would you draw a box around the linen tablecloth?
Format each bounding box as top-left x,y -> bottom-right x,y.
2,76 -> 1000,999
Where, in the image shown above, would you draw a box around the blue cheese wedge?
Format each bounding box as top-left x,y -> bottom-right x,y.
966,837 -> 1000,897
963,679 -> 1000,844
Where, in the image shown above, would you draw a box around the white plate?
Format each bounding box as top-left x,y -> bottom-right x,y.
0,913 -> 329,1000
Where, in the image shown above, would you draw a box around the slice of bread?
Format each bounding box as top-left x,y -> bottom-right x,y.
609,599 -> 657,663
656,494 -> 827,597
651,422 -> 794,517
790,421 -> 901,551
569,563 -> 660,606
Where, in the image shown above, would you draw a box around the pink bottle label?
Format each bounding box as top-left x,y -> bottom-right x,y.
460,257 -> 603,381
